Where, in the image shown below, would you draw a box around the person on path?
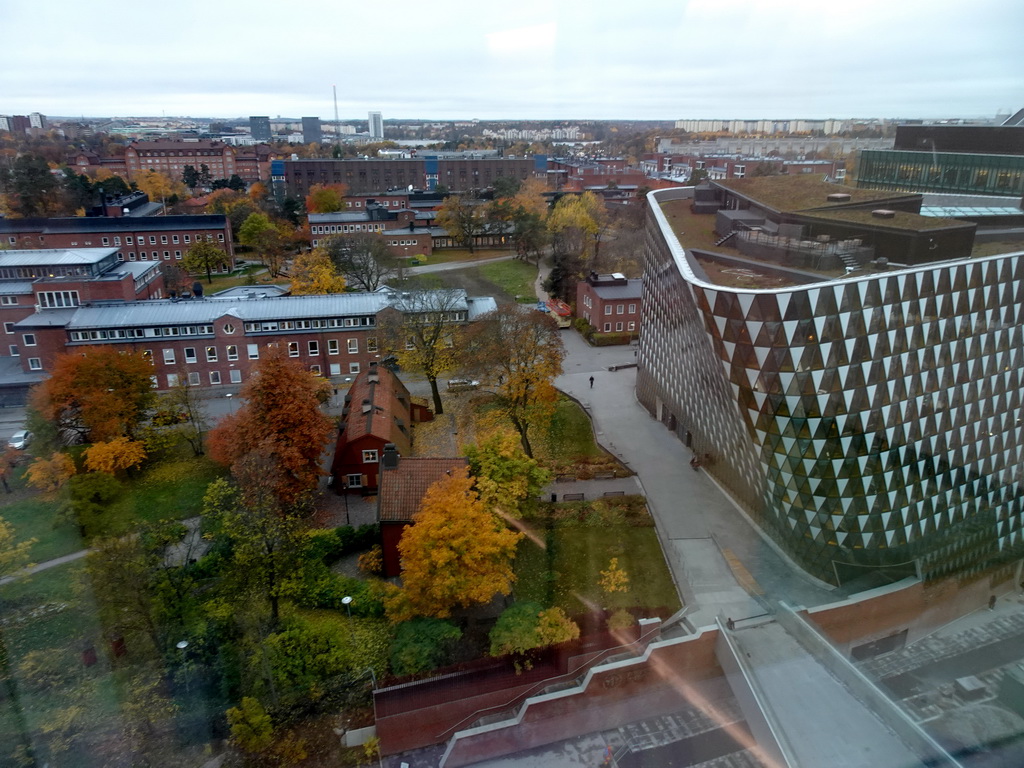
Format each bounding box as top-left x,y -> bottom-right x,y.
589,376 -> 594,388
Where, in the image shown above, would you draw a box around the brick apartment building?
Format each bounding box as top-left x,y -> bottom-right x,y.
640,153 -> 844,184
576,272 -> 642,335
70,142 -> 274,186
0,214 -> 234,268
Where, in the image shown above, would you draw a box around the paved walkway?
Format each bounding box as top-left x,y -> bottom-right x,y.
0,548 -> 91,585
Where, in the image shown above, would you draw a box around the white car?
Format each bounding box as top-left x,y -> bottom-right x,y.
447,378 -> 480,392
7,430 -> 31,450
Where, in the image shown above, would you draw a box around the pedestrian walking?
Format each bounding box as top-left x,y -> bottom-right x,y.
589,376 -> 594,388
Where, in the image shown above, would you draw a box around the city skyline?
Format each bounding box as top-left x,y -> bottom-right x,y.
2,0 -> 1021,122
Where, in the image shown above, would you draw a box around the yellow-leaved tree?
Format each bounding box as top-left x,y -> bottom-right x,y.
84,437 -> 147,475
25,452 -> 76,495
462,304 -> 565,457
0,517 -> 35,580
387,468 -> 523,621
288,249 -> 346,295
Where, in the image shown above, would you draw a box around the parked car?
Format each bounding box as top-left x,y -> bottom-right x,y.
7,430 -> 31,450
447,378 -> 480,392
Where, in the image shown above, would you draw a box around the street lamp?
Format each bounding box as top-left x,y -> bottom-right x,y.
342,595 -> 354,646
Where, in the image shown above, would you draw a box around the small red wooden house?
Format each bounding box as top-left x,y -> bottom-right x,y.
330,362 -> 432,495
377,450 -> 469,577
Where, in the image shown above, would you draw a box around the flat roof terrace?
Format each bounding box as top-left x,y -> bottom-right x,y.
659,197 -> 850,289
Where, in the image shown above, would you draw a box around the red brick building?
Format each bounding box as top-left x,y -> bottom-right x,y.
330,364 -> 433,497
309,207 -> 435,258
377,449 -> 469,577
576,272 -> 643,336
70,142 -> 273,187
0,248 -> 164,374
0,214 -> 233,268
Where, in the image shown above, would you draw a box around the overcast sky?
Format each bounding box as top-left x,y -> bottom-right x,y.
2,0 -> 1021,122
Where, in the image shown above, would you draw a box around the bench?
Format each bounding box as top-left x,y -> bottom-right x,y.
562,493 -> 585,501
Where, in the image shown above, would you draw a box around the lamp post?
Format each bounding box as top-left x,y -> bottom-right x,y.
341,595 -> 354,647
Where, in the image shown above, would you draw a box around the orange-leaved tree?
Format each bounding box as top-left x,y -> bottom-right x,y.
304,183 -> 347,214
25,452 -> 76,495
84,437 -> 148,475
30,347 -> 156,445
207,345 -> 332,506
386,467 -> 523,621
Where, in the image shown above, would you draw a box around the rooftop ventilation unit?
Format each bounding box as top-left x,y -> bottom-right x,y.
871,209 -> 897,219
826,193 -> 852,202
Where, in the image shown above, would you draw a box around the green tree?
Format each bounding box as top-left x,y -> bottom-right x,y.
390,618 -> 462,676
2,154 -> 59,217
238,212 -> 288,276
156,370 -> 209,456
202,473 -> 309,627
465,433 -> 551,517
376,287 -> 464,415
182,239 -> 230,284
489,602 -> 579,658
227,697 -> 274,754
182,164 -> 199,192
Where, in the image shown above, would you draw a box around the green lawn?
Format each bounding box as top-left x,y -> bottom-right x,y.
476,260 -> 538,303
0,453 -> 225,560
415,247 -> 512,265
101,456 -> 224,534
513,498 -> 680,616
538,397 -> 605,460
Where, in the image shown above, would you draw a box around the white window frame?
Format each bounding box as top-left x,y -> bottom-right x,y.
347,339 -> 358,354
162,349 -> 176,365
28,357 -> 42,370
188,372 -> 201,386
362,449 -> 379,463
229,369 -> 242,384
288,342 -> 300,357
209,371 -> 221,384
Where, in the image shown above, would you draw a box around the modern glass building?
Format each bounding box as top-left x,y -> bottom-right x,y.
856,148 -> 1024,197
638,186 -> 1024,585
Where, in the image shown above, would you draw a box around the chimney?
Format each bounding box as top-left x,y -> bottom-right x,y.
382,443 -> 399,470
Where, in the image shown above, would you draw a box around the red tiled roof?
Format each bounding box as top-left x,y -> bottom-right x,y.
378,457 -> 469,522
338,365 -> 414,453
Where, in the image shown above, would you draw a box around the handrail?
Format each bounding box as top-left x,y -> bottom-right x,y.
433,621 -> 664,743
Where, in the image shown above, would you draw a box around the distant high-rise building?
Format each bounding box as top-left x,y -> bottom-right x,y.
368,111 -> 383,139
301,117 -> 322,144
0,115 -> 29,133
28,112 -> 46,130
249,116 -> 272,142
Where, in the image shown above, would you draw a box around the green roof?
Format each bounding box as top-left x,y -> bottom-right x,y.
798,208 -> 969,233
713,175 -> 918,214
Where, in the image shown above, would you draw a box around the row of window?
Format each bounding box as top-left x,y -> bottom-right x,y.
603,321 -> 637,333
72,233 -> 223,247
164,360 -> 362,389
153,337 -> 374,366
604,303 -> 638,315
67,317 -> 377,342
311,223 -> 386,235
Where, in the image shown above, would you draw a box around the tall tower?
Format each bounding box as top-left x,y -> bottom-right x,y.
249,116 -> 272,142
368,111 -> 383,139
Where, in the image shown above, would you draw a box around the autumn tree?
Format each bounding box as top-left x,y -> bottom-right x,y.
489,602 -> 580,658
321,234 -> 398,292
83,437 -> 147,475
304,183 -> 347,214
30,347 -> 156,444
462,305 -> 564,457
387,468 -> 522,621
465,433 -> 550,517
288,249 -> 346,295
436,195 -> 488,253
545,191 -> 607,301
182,239 -> 231,284
25,451 -> 76,494
136,170 -> 184,209
0,517 -> 35,580
207,344 -> 331,505
376,286 -> 464,414
238,212 -> 289,276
